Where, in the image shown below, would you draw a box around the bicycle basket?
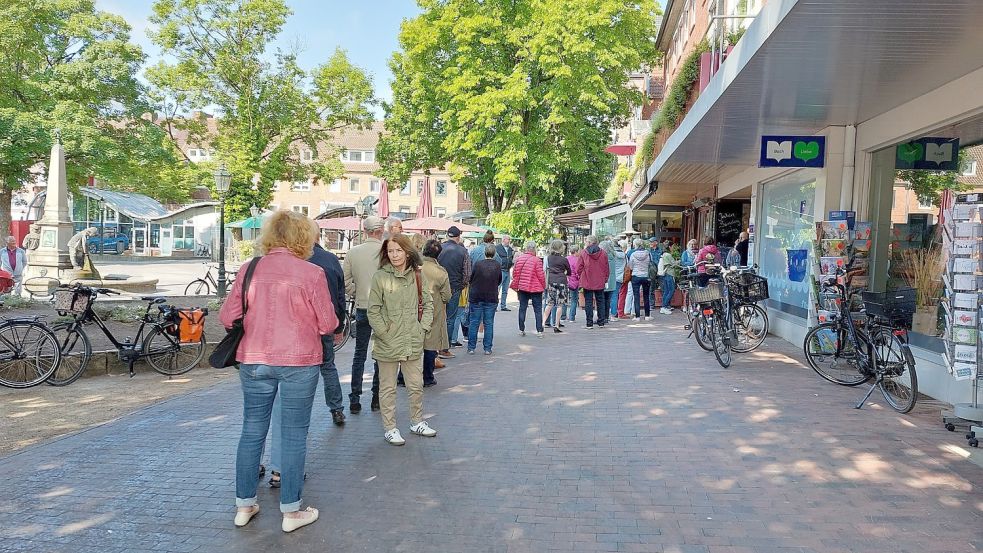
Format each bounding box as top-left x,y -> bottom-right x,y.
862,288 -> 916,328
53,287 -> 93,315
727,273 -> 769,303
689,282 -> 725,304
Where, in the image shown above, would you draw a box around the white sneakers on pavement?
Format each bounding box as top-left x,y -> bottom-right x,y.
660,307 -> 673,315
385,428 -> 405,445
410,421 -> 437,437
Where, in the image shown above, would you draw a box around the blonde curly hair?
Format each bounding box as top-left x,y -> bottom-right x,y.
257,210 -> 317,260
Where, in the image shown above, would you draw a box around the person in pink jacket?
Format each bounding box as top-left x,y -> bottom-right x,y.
576,235 -> 611,328
220,210 -> 337,534
509,240 -> 546,337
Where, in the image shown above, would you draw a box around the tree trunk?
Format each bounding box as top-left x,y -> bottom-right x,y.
0,187 -> 13,241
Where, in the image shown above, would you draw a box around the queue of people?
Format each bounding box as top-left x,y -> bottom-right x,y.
220,210 -> 746,533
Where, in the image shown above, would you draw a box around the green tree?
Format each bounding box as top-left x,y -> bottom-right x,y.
0,0 -> 179,232
379,0 -> 660,216
897,151 -> 971,207
147,0 -> 376,219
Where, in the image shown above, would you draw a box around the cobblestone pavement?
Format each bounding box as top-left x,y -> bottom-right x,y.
1,313 -> 981,553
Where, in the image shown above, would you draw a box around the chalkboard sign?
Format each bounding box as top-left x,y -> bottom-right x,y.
715,202 -> 744,246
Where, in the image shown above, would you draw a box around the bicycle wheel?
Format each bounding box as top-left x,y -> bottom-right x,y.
184,279 -> 211,295
731,303 -> 769,353
693,311 -> 713,351
143,326 -> 206,376
871,328 -> 918,413
803,322 -> 870,386
47,322 -> 92,387
0,321 -> 62,389
709,313 -> 732,368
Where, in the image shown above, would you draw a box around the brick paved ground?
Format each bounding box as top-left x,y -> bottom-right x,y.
1,312 -> 981,553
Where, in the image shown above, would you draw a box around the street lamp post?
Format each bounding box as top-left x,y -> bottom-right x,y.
249,204 -> 259,241
354,197 -> 366,245
214,164 -> 232,297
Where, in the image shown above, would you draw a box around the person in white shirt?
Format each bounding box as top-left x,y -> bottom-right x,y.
1,236 -> 27,295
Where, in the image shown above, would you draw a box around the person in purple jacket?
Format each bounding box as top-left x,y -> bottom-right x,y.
565,244 -> 581,322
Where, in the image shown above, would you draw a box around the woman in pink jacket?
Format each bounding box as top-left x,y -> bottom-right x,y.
509,240 -> 546,337
220,210 -> 337,533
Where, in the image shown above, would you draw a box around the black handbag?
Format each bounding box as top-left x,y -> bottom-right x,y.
209,256 -> 262,368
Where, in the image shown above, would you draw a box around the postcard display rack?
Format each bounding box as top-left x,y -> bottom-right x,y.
812,213 -> 872,322
941,194 -> 983,442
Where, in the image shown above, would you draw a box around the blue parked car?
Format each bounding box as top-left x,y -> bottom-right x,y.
87,232 -> 130,254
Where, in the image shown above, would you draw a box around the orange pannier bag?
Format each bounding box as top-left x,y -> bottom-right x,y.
176,308 -> 206,343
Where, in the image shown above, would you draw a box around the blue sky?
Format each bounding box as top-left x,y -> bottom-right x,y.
95,0 -> 421,117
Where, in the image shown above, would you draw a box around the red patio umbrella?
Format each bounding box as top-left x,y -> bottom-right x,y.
378,180 -> 390,218
417,175 -> 433,218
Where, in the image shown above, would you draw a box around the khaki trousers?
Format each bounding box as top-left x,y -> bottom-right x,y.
377,357 -> 424,431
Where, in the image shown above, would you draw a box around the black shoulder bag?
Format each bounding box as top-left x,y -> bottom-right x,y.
209,256 -> 263,368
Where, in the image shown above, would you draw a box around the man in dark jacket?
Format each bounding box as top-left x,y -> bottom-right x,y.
438,226 -> 470,357
309,241 -> 348,426
495,236 -> 515,311
577,235 -> 611,329
467,244 -> 503,355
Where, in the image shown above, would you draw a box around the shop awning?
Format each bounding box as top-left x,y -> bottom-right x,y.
636,0 -> 983,206
604,144 -> 637,156
554,202 -> 619,228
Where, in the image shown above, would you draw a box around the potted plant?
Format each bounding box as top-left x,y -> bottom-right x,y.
900,247 -> 943,335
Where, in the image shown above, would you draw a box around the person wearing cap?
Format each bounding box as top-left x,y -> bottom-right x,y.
342,215 -> 385,414
438,226 -> 470,356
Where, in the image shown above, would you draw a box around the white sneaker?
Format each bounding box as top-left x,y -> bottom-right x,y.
410,421 -> 437,437
661,307 -> 673,315
384,428 -> 405,445
632,317 -> 640,322
536,331 -> 544,338
520,330 -> 526,337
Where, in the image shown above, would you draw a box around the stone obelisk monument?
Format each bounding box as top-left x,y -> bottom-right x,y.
24,132 -> 75,282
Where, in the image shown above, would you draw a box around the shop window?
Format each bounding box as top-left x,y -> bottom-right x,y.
171,219 -> 195,250
757,173 -> 816,318
150,224 -> 161,248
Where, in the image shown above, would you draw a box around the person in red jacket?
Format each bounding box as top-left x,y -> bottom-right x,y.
577,235 -> 611,329
509,240 -> 546,337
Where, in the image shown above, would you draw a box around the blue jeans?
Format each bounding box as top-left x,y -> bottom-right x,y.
499,271 -> 512,309
517,291 -> 543,333
237,364 -> 319,513
582,289 -> 606,327
446,290 -> 461,346
661,275 -> 676,309
350,309 -> 379,403
320,343 -> 343,412
609,282 -> 620,316
567,287 -> 579,321
467,302 -> 496,352
631,277 -> 652,317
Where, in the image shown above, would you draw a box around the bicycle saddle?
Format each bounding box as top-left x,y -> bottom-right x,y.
141,296 -> 168,304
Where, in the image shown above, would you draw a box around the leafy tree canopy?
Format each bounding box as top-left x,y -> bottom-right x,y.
379,0 -> 661,217
0,0 -> 180,230
897,151 -> 971,207
147,0 -> 376,219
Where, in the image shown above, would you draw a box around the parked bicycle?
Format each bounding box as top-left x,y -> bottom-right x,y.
185,263 -> 238,295
802,268 -> 918,413
333,298 -> 356,352
683,263 -> 770,367
0,310 -> 62,389
48,285 -> 208,385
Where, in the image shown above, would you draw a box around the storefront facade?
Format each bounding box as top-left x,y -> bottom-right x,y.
634,0 -> 983,405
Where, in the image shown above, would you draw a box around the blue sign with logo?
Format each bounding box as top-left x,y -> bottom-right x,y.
895,137 -> 960,171
759,136 -> 826,168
